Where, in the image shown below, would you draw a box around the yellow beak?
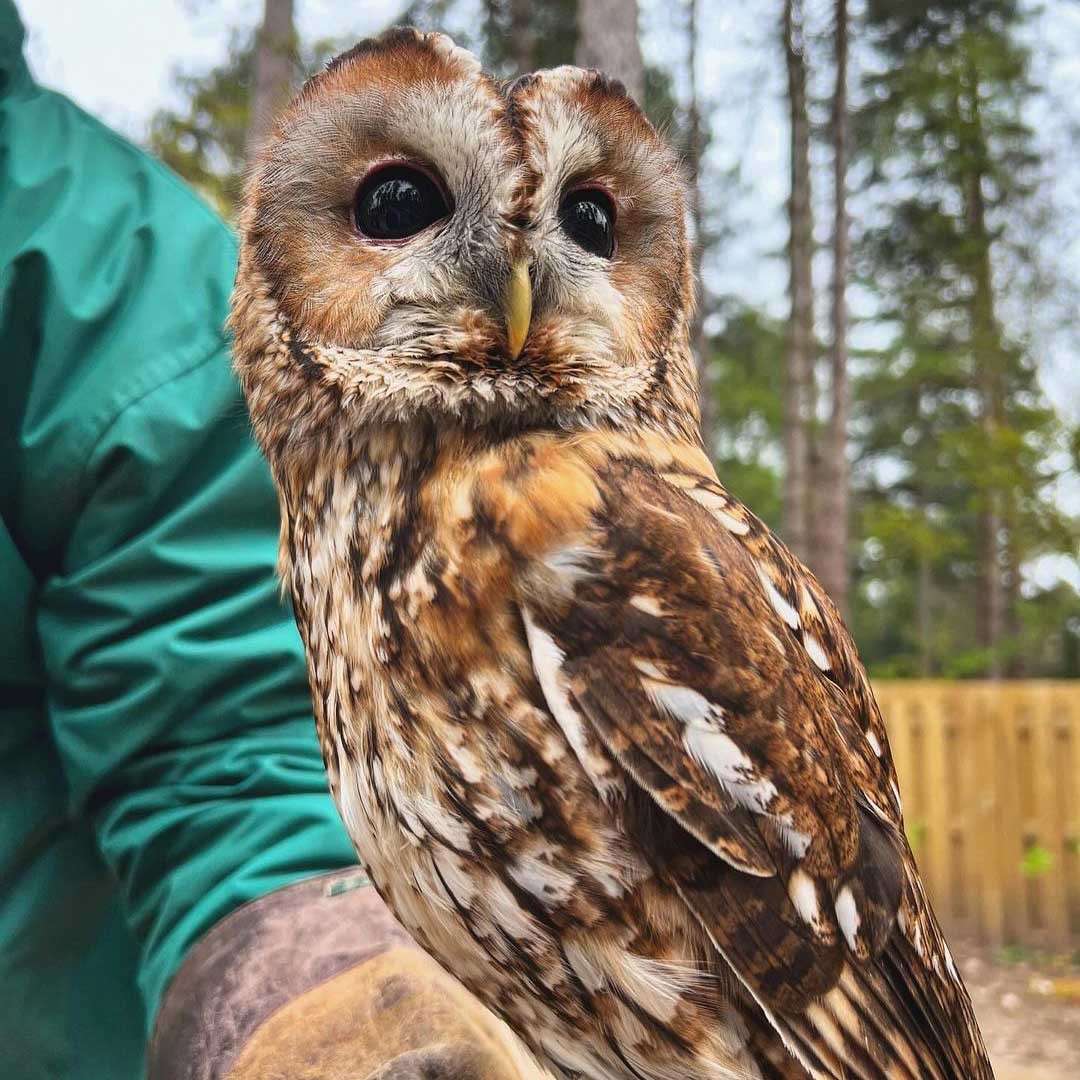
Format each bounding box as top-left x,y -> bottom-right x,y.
504,260 -> 532,362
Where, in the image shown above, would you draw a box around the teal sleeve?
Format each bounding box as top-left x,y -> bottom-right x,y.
35,342 -> 356,1021
2,25 -> 354,1027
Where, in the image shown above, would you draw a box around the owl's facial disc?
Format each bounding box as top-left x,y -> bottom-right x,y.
234,29 -> 696,439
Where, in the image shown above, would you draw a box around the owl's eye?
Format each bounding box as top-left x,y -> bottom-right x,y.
559,188 -> 616,259
354,165 -> 451,241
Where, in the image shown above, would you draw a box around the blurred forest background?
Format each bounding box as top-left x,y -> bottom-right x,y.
143,0 -> 1080,680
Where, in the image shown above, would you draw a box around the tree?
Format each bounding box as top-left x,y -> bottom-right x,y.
854,0 -> 1080,676
576,0 -> 646,103
685,0 -> 714,450
474,0 -> 576,75
818,0 -> 851,616
148,31 -> 347,218
508,0 -> 536,75
148,31 -> 253,217
781,0 -> 815,562
246,0 -> 297,159
707,303 -> 786,530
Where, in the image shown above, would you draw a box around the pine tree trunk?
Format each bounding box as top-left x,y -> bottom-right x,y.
509,0 -> 535,75
576,0 -> 646,104
963,58 -> 1007,678
977,496 -> 1005,677
246,0 -> 296,160
918,543 -> 933,676
1003,525 -> 1024,676
782,0 -> 814,561
686,0 -> 713,452
816,0 -> 850,614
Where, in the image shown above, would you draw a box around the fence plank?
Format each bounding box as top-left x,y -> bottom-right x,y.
1060,686 -> 1080,938
882,687 -> 913,813
874,681 -> 1079,951
952,688 -> 978,931
972,688 -> 1005,944
1033,683 -> 1069,944
998,687 -> 1026,942
921,688 -> 951,915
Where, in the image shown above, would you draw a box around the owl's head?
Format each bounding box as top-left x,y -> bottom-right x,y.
231,28 -> 699,461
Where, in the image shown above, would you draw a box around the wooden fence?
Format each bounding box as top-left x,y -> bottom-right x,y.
874,681 -> 1080,951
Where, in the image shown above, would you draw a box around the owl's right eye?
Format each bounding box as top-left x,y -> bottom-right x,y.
558,188 -> 616,259
353,165 -> 451,241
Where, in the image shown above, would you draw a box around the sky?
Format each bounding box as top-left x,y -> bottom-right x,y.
19,0 -> 1080,587
18,0 -> 803,320
21,1 -> 1080,404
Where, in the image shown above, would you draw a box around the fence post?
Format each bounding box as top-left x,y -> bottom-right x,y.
972,685 -> 1005,945
1033,682 -> 1069,945
922,686 -> 951,916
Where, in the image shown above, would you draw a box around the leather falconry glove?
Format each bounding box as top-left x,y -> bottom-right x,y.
148,869 -> 544,1080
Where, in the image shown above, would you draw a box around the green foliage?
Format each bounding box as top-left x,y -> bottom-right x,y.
996,942 -> 1035,965
402,0 -> 578,74
1020,843 -> 1054,879
147,31 -> 350,217
147,30 -> 252,217
851,0 -> 1080,677
705,303 -> 785,528
863,1 -> 1026,55
469,0 -> 577,75
905,819 -> 928,853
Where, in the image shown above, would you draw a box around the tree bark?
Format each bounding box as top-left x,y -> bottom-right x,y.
817,0 -> 850,614
509,0 -> 536,75
686,0 -> 713,452
782,0 -> 814,561
918,542 -> 933,676
1003,525 -> 1024,676
962,57 -> 1007,678
576,0 -> 646,104
246,0 -> 296,161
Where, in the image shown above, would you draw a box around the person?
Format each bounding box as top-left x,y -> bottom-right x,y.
0,5 -> 537,1079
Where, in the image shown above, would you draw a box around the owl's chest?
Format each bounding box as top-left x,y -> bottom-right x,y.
283,433 -> 629,883
287,460 -> 519,810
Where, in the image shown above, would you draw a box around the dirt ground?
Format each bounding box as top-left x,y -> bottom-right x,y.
951,940 -> 1080,1079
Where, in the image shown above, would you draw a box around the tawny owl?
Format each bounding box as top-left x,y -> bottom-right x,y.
231,28 -> 992,1080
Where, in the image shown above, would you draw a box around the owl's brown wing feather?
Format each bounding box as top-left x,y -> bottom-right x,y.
519,455 -> 991,1080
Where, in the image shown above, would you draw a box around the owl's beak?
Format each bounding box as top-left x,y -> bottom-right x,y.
504,260 -> 532,361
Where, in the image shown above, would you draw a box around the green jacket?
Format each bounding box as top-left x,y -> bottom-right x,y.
0,6 -> 354,1077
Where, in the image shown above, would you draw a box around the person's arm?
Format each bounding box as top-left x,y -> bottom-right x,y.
35,323 -> 537,1080
33,333 -> 358,1008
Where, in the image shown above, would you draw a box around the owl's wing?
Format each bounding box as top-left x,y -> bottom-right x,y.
518,455 -> 991,1080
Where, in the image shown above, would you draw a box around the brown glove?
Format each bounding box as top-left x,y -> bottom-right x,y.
148,869 -> 543,1080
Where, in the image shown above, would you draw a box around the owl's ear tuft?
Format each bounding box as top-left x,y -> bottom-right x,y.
576,70 -> 653,133
322,27 -> 431,77
295,27 -> 483,111
504,73 -> 541,98
583,71 -> 631,104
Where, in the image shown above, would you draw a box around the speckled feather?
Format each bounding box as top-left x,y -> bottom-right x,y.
231,28 -> 992,1080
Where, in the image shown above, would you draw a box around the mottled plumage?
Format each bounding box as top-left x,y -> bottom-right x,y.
231,28 -> 992,1080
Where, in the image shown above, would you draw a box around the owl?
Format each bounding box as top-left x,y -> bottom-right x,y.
231,28 -> 992,1080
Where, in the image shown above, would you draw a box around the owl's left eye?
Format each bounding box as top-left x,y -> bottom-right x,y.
354,165 -> 451,241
